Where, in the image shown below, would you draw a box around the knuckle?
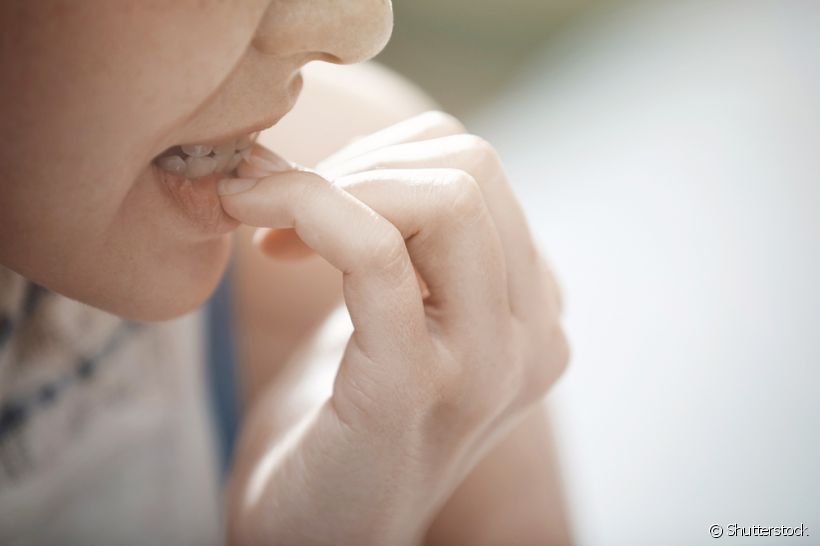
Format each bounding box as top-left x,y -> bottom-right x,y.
542,264 -> 565,315
361,225 -> 408,274
420,110 -> 467,134
289,172 -> 328,215
552,325 -> 571,377
522,324 -> 570,403
442,170 -> 486,225
463,133 -> 495,155
455,134 -> 502,172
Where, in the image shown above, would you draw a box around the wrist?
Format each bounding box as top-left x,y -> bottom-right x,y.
228,402 -> 431,546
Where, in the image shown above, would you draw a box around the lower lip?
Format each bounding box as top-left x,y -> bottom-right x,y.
153,165 -> 240,237
149,74 -> 303,237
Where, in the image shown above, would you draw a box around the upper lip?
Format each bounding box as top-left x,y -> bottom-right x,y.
157,73 -> 303,152
197,110 -> 285,145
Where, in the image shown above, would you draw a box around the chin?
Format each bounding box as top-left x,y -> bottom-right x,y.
86,235 -> 234,322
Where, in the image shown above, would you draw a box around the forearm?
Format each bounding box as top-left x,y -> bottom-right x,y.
228,400 -> 442,546
424,403 -> 573,546
231,387 -> 572,545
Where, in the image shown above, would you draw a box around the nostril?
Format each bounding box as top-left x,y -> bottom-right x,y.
250,0 -> 393,66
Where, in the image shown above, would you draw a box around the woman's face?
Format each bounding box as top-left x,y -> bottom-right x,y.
0,0 -> 392,320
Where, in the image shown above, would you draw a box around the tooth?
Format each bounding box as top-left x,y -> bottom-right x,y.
212,141 -> 235,171
227,152 -> 242,171
157,155 -> 186,175
185,156 -> 217,178
239,148 -> 252,160
236,135 -> 252,151
181,143 -> 213,157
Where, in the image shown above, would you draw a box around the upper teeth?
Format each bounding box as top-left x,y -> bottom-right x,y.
155,132 -> 258,179
181,143 -> 213,157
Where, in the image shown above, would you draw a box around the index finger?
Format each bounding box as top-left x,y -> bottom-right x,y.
219,170 -> 430,364
318,111 -> 466,170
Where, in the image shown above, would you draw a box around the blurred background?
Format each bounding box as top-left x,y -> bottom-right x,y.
378,1 -> 820,544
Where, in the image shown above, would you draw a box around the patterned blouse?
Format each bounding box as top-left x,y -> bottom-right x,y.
0,266 -> 224,545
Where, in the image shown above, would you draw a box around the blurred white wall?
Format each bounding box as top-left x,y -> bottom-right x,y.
472,1 -> 820,544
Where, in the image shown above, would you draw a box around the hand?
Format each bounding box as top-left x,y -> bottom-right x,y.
220,111 -> 569,545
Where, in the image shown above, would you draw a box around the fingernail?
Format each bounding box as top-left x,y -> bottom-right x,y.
217,177 -> 259,196
247,151 -> 292,173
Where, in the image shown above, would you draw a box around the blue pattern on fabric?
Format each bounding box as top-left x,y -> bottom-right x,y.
204,266 -> 241,477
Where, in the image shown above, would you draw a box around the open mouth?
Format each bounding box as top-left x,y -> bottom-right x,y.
153,131 -> 260,180
146,73 -> 303,237
149,129 -> 267,237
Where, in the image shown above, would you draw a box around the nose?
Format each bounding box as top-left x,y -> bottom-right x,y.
252,0 -> 394,65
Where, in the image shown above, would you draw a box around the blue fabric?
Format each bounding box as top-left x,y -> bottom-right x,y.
204,266 -> 241,477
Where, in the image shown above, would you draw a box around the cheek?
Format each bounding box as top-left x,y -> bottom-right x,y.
0,167 -> 234,322
1,2 -> 266,320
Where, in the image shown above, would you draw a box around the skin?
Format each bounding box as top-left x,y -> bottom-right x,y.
0,0 -> 391,320
223,111 -> 571,545
1,1 -> 572,544
233,64 -> 573,544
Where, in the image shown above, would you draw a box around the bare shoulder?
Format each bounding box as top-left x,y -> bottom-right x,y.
233,62 -> 436,404
257,61 -> 437,167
